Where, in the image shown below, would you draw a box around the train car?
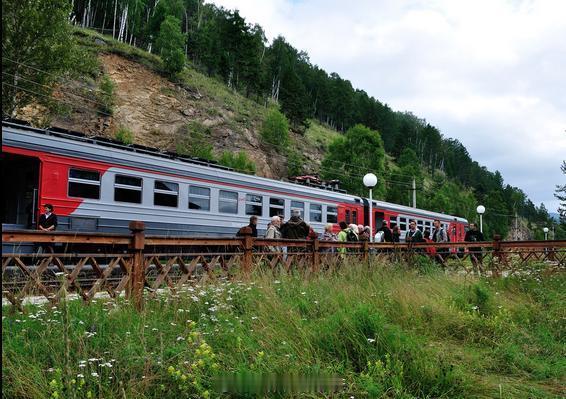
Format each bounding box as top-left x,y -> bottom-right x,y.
2,120 -> 467,248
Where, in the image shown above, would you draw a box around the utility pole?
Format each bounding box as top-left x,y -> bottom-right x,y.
412,178 -> 416,208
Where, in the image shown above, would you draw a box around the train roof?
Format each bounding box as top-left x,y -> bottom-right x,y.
2,119 -> 467,223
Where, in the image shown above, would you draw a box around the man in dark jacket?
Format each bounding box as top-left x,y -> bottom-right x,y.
280,210 -> 309,239
465,223 -> 485,274
379,220 -> 393,243
237,216 -> 258,237
37,204 -> 57,253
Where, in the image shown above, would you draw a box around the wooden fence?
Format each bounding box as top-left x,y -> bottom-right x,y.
3,221 -> 565,311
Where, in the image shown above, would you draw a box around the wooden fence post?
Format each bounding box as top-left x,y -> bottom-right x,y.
128,221 -> 145,310
362,241 -> 369,265
242,235 -> 253,274
312,238 -> 320,273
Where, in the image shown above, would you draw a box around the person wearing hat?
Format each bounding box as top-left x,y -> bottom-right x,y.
37,204 -> 58,253
280,209 -> 310,240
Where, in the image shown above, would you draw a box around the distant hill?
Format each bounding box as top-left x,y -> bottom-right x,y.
549,212 -> 561,222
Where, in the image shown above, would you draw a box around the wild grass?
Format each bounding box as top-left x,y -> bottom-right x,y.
3,260 -> 564,398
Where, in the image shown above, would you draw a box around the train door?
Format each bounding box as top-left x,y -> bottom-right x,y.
1,153 -> 40,229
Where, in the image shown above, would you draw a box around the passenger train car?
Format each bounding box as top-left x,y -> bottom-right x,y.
2,120 -> 468,244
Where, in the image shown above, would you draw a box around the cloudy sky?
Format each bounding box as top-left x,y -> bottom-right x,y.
210,0 -> 565,214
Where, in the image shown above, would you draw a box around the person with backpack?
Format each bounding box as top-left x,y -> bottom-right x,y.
432,219 -> 449,264
337,221 -> 358,255
237,216 -> 258,238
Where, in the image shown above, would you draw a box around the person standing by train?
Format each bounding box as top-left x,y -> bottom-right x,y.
405,220 -> 423,243
432,219 -> 449,263
265,216 -> 282,252
377,220 -> 393,243
37,204 -> 57,253
237,216 -> 258,238
281,209 -> 309,239
391,224 -> 401,243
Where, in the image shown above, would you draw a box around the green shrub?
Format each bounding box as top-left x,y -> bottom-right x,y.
287,148 -> 305,177
261,107 -> 289,149
115,126 -> 133,144
218,151 -> 256,174
97,74 -> 115,115
176,122 -> 214,160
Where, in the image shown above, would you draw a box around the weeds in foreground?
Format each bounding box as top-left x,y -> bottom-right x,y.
2,260 -> 564,398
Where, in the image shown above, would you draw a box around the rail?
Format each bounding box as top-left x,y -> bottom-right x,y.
3,222 -> 565,311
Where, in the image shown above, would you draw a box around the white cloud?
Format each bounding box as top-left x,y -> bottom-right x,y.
209,0 -> 566,213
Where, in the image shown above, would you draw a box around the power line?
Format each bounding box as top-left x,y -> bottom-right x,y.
2,71 -> 113,114
4,58 -> 428,180
2,81 -> 115,119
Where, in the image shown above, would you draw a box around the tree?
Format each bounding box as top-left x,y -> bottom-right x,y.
156,15 -> 186,75
555,160 -> 566,223
261,107 -> 289,150
321,124 -> 386,197
2,0 -> 74,116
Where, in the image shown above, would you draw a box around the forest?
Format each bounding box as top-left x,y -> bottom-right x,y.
2,0 -> 562,239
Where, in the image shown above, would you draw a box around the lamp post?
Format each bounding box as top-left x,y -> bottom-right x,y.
476,205 -> 486,234
363,173 -> 378,242
543,227 -> 549,240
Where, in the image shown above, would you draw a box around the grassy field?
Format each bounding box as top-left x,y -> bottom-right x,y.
3,260 -> 564,398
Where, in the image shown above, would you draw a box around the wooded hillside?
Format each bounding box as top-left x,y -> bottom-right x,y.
2,0 -> 562,239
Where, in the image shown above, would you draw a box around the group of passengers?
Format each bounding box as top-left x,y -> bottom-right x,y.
239,213 -> 484,269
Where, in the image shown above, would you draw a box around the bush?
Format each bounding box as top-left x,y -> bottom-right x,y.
176,122 -> 214,160
115,126 -> 133,144
218,151 -> 256,174
97,74 -> 115,115
286,148 -> 305,177
261,107 -> 289,150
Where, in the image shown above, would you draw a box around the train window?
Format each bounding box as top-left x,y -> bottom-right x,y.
188,186 -> 210,211
114,175 -> 142,204
219,190 -> 238,214
291,201 -> 304,217
310,204 -> 322,222
245,194 -> 263,216
68,168 -> 100,199
345,210 -> 351,224
417,220 -> 423,230
399,217 -> 407,231
269,198 -> 285,217
352,210 -> 358,224
154,181 -> 178,207
326,206 -> 338,223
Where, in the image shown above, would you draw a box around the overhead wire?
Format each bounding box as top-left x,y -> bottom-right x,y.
4,58 -> 429,180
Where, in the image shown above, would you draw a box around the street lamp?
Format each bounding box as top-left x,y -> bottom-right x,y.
363,173 -> 378,242
476,205 -> 486,233
543,227 -> 549,240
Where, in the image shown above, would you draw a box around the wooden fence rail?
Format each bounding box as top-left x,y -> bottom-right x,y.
3,222 -> 565,311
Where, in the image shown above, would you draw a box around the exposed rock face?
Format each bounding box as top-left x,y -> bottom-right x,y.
16,53 -> 329,180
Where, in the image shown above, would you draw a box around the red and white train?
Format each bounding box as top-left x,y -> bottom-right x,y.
2,120 -> 468,241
